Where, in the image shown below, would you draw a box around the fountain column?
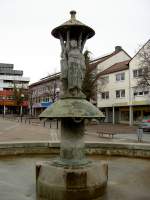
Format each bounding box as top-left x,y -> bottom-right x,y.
60,118 -> 86,165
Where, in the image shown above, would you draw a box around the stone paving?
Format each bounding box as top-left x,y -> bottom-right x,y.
0,117 -> 150,143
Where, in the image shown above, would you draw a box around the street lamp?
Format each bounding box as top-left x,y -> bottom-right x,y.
20,94 -> 24,121
3,96 -> 5,118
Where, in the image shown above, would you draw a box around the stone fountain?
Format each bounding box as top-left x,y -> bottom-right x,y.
37,11 -> 108,200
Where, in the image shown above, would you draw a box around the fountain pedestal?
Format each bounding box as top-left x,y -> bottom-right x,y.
36,161 -> 107,200
36,11 -> 108,200
36,100 -> 108,200
36,117 -> 107,200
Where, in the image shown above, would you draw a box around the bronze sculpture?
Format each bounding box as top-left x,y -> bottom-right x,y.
52,10 -> 94,98
60,30 -> 86,97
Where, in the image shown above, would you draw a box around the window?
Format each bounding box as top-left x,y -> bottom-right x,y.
144,91 -> 149,95
116,90 -> 125,98
133,69 -> 143,77
134,90 -> 149,96
116,73 -> 125,81
120,111 -> 129,121
101,91 -> 109,99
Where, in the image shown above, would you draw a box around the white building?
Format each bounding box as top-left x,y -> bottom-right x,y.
96,40 -> 150,125
129,39 -> 150,125
0,63 -> 29,90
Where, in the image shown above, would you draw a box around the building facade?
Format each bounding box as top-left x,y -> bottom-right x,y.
29,72 -> 61,116
96,41 -> 150,125
128,40 -> 150,125
0,63 -> 30,115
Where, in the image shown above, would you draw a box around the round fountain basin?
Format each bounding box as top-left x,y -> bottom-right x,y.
0,155 -> 150,200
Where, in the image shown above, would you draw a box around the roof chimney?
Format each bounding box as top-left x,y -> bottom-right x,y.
115,46 -> 122,52
70,10 -> 76,19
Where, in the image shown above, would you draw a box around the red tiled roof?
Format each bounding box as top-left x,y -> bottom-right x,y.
87,52 -> 118,73
90,48 -> 131,68
90,51 -> 117,66
99,60 -> 130,76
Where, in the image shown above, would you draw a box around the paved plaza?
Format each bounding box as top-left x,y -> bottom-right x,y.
0,117 -> 150,143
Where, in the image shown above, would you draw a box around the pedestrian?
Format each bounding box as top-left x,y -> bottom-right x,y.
137,126 -> 143,142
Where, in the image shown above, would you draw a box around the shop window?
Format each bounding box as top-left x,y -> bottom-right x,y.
133,110 -> 141,121
120,111 -> 129,121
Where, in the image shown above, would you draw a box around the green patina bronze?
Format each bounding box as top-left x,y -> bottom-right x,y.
40,98 -> 104,118
40,10 -> 104,119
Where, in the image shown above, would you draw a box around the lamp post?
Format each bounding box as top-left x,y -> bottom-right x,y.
20,93 -> 24,122
3,96 -> 5,118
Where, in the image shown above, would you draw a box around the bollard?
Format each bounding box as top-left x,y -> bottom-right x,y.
49,121 -> 51,128
43,121 -> 45,127
56,120 -> 58,129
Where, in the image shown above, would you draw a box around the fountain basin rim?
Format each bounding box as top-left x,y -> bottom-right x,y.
0,141 -> 150,158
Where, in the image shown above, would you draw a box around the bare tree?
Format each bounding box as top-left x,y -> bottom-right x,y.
45,79 -> 60,103
28,89 -> 34,116
137,41 -> 150,88
13,84 -> 28,114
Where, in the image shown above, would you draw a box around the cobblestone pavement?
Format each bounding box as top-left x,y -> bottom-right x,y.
0,117 -> 150,143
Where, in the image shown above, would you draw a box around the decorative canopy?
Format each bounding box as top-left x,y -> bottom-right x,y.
40,99 -> 104,119
51,10 -> 95,41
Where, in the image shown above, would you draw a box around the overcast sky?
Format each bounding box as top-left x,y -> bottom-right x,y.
0,0 -> 149,83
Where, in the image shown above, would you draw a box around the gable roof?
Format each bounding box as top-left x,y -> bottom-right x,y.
99,60 -> 130,76
90,48 -> 131,68
29,72 -> 61,88
90,51 -> 118,66
130,39 -> 150,63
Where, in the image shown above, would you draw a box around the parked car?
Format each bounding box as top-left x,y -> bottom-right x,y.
139,116 -> 150,132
